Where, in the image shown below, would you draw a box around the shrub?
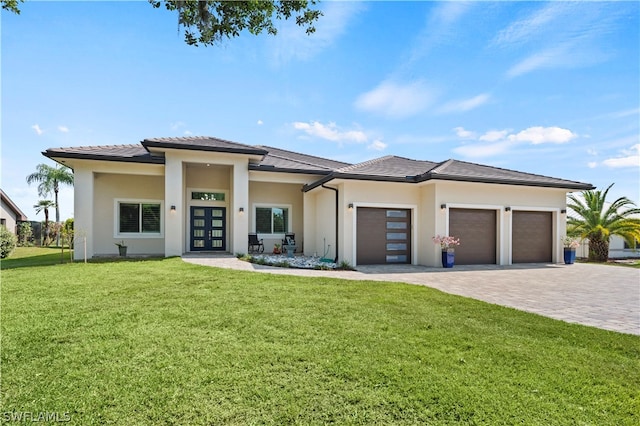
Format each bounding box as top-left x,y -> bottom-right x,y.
17,222 -> 33,246
62,218 -> 74,248
337,260 -> 354,270
0,226 -> 18,258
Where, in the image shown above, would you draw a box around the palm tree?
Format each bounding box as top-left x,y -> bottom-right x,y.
567,184 -> 640,262
26,163 -> 74,245
34,200 -> 56,246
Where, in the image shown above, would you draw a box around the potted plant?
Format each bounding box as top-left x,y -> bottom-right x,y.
273,243 -> 281,254
433,235 -> 460,268
115,240 -> 127,257
561,236 -> 580,264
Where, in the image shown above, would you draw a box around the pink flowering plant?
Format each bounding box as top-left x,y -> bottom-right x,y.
561,236 -> 580,249
432,235 -> 460,250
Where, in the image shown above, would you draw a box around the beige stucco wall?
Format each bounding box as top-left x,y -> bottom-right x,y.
248,181 -> 304,251
418,185 -> 437,266
304,186 -> 337,259
186,165 -> 230,189
433,181 -> 568,265
93,173 -> 165,256
323,179 -> 571,267
1,200 -> 18,234
342,180 -> 420,266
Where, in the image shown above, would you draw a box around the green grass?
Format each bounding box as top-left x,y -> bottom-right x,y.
1,246 -> 74,269
2,250 -> 639,424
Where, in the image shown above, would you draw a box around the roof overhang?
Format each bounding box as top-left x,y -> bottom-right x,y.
142,139 -> 268,156
303,172 -> 595,192
43,150 -> 165,170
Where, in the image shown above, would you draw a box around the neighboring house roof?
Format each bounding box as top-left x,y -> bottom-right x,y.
0,189 -> 28,221
43,136 -> 594,191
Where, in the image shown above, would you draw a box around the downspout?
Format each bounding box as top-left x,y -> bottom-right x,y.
321,184 -> 339,263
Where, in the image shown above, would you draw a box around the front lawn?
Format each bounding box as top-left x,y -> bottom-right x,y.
2,252 -> 638,424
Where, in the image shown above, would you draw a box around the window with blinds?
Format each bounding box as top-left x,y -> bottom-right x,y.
255,206 -> 289,234
118,202 -> 161,234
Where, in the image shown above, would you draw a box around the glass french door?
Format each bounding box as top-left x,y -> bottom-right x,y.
190,207 -> 226,251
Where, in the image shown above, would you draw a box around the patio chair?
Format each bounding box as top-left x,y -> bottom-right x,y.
248,233 -> 264,253
282,233 -> 297,253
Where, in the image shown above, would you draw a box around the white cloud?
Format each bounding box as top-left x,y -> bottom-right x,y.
257,120 -> 263,125
354,80 -> 436,119
170,121 -> 185,130
602,144 -> 640,168
183,130 -> 192,136
587,148 -> 598,156
439,93 -> 490,114
508,126 -> 576,144
453,140 -> 512,158
453,127 -> 476,139
57,125 -> 69,133
479,129 -> 510,142
492,2 -> 569,47
404,1 -> 474,67
31,124 -> 43,135
367,140 -> 387,151
452,125 -> 578,158
606,107 -> 640,119
588,162 -> 598,169
292,121 -> 367,143
506,43 -> 571,78
270,2 -> 364,65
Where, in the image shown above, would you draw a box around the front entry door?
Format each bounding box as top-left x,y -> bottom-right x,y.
190,207 -> 226,251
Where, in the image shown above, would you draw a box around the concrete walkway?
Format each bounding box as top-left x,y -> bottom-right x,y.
182,254 -> 640,335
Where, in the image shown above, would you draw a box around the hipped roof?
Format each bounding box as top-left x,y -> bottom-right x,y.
44,136 -> 594,191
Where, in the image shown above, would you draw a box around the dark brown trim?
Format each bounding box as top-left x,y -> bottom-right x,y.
419,173 -> 595,190
43,151 -> 165,165
303,171 -> 594,192
142,140 -> 267,156
248,164 -> 333,175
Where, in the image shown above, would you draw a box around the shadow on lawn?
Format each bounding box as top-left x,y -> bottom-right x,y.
1,251 -> 74,270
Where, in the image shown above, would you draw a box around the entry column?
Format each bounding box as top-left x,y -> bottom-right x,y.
165,154 -> 184,256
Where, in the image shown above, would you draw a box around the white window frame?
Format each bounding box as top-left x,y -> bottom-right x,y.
114,198 -> 164,238
253,203 -> 292,237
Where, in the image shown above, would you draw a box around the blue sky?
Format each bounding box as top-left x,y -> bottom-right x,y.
2,1 -> 639,221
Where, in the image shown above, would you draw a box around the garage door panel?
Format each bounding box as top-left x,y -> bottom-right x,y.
449,209 -> 497,265
512,211 -> 552,263
356,208 -> 386,264
357,208 -> 411,265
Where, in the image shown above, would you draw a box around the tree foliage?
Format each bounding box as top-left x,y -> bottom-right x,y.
149,0 -> 322,46
3,0 -> 322,46
1,0 -> 23,14
34,200 -> 56,246
567,184 -> 640,262
26,163 -> 74,245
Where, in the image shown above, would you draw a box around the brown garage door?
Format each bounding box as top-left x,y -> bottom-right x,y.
357,208 -> 411,265
449,208 -> 497,265
512,211 -> 552,263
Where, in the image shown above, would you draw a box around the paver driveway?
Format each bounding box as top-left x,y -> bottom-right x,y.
183,255 -> 640,335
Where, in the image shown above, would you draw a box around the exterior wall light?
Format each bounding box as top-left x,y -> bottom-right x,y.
348,203 -> 354,211
239,207 -> 245,215
505,207 -> 511,212
170,205 -> 176,212
560,209 -> 567,214
440,204 -> 446,210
